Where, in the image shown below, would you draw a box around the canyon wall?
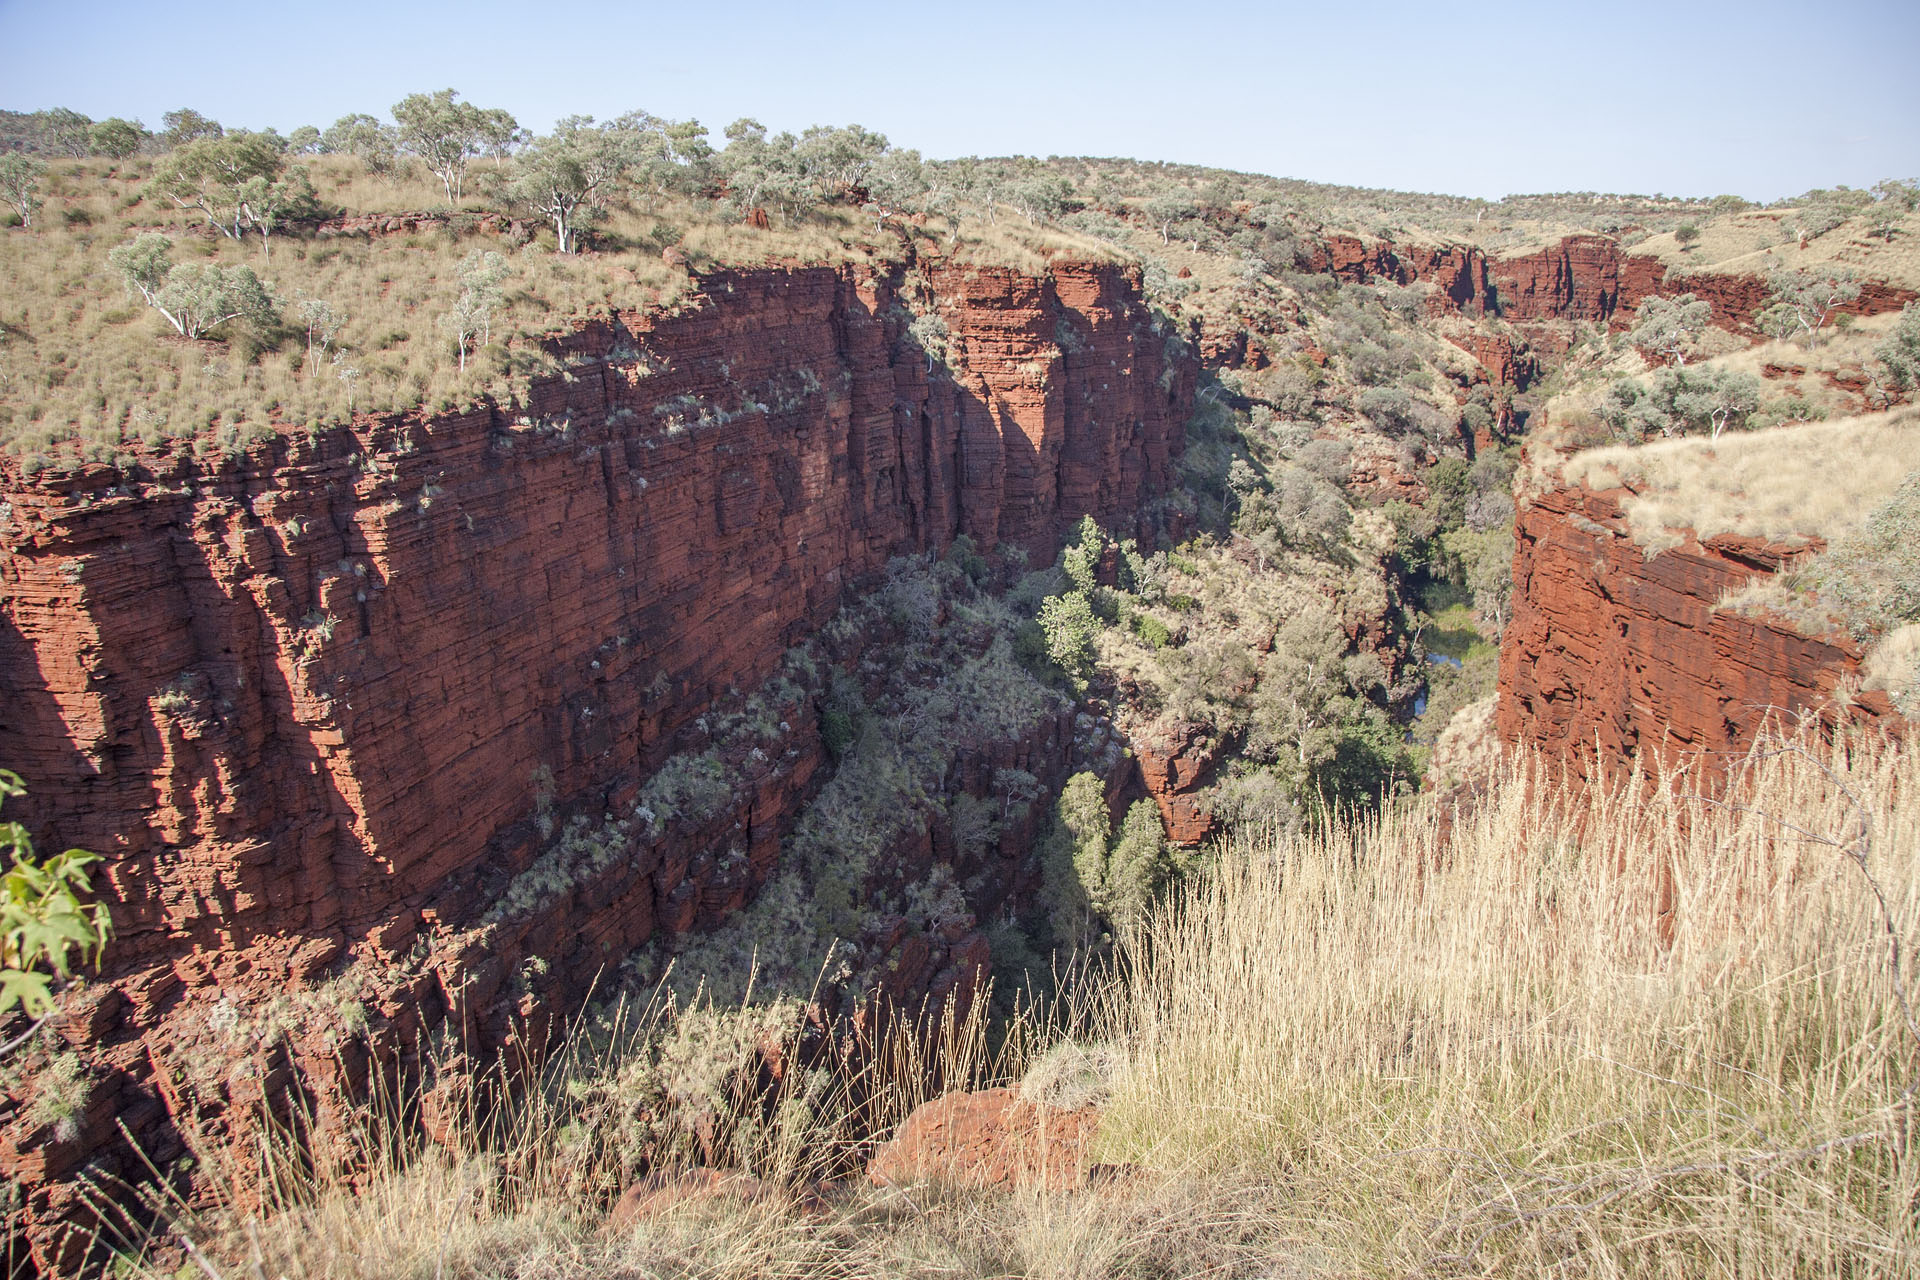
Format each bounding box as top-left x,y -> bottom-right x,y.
0,257 -> 1195,1270
1321,231 -> 1916,340
1496,479 -> 1900,771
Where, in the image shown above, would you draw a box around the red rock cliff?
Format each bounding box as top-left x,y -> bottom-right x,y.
0,257 -> 1195,1270
1497,479 -> 1899,771
1323,231 -> 1915,345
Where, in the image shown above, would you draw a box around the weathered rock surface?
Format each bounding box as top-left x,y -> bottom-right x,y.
0,257 -> 1195,1272
1130,728 -> 1220,846
1317,230 -> 1915,386
866,1087 -> 1101,1191
1497,480 -> 1901,772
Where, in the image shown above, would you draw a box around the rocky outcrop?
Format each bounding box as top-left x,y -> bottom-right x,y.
1319,231 -> 1915,372
1497,480 -> 1901,772
1445,331 -> 1537,393
1130,729 -> 1220,846
1317,235 -> 1494,317
866,1087 -> 1102,1191
0,257 -> 1195,1272
1658,267 -> 1918,332
1485,235 -> 1668,325
310,210 -> 532,240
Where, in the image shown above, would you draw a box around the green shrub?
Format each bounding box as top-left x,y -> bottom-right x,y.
1132,612 -> 1172,649
1037,591 -> 1100,682
820,708 -> 855,761
1806,470 -> 1920,640
1,769 -> 111,1021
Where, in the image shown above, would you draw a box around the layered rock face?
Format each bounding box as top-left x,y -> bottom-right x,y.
1497,480 -> 1900,771
1483,235 -> 1668,324
0,258 -> 1195,1270
1321,230 -> 1915,351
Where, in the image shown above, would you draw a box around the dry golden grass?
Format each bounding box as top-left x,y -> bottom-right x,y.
1559,408 -> 1920,549
93,728 -> 1919,1280
1096,729 -> 1920,1276
1636,206 -> 1920,290
0,156 -> 1105,463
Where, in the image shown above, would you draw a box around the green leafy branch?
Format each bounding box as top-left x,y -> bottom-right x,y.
1,769 -> 111,1047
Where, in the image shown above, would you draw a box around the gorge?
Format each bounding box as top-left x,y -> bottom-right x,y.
3,184 -> 1916,1273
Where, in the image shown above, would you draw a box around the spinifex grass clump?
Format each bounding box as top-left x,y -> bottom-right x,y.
1096,731 -> 1920,1275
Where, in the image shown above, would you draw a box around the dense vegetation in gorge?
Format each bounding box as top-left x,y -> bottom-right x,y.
4,95 -> 1920,1278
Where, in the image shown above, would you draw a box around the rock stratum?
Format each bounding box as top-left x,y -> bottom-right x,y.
1497,479 -> 1902,771
0,257 -> 1195,1271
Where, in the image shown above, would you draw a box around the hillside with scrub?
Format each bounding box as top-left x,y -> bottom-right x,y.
2,95 -> 1919,1280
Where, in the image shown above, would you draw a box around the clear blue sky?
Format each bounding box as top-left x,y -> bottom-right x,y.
2,0 -> 1914,201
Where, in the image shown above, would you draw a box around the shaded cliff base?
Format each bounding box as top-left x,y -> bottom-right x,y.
0,544 -> 1140,1270
67,727 -> 1919,1280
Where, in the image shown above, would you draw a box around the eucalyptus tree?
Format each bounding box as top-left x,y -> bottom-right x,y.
1628,292 -> 1712,366
623,111 -> 713,208
441,249 -> 510,370
861,148 -> 928,230
321,113 -> 399,175
716,119 -> 814,223
38,107 -> 93,157
88,117 -> 144,160
160,108 -> 223,148
108,233 -> 276,339
148,132 -> 316,255
793,123 -> 888,204
513,115 -> 642,253
1875,304 -> 1920,397
0,154 -> 46,229
1145,191 -> 1197,244
1755,264 -> 1862,347
1601,365 -> 1763,442
392,89 -> 518,202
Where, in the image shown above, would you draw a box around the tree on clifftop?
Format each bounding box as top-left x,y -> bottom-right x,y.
159,107 -> 223,148
513,116 -> 640,253
1755,264 -> 1862,347
1629,292 -> 1712,366
1601,364 -> 1762,442
88,117 -> 145,160
148,132 -> 316,252
321,113 -> 400,176
1145,191 -> 1198,245
1874,304 -> 1920,400
38,107 -> 93,157
393,89 -> 518,202
861,148 -> 928,230
109,233 -> 277,339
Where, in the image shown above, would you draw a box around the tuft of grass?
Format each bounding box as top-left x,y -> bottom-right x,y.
1863,623 -> 1920,717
